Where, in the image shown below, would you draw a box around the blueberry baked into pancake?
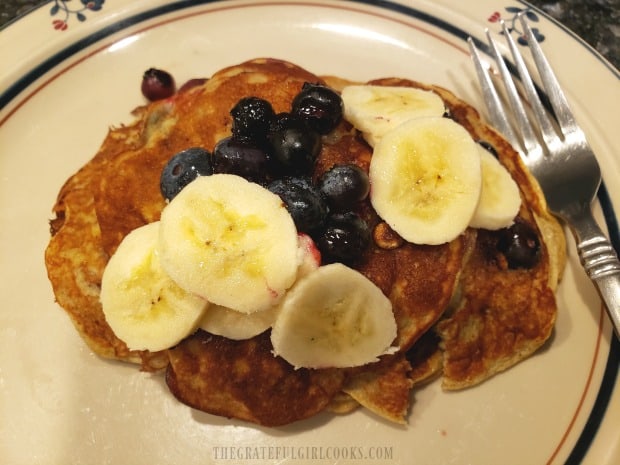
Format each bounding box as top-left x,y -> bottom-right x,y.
45,58 -> 565,426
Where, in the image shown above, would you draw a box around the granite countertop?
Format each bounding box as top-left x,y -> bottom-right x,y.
1,0 -> 619,69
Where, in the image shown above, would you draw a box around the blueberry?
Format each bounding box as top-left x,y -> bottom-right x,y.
497,220 -> 541,269
318,164 -> 370,211
268,113 -> 321,176
160,147 -> 213,200
212,136 -> 270,184
141,68 -> 176,101
291,82 -> 343,135
230,97 -> 275,145
318,212 -> 370,264
269,112 -> 305,133
268,177 -> 328,234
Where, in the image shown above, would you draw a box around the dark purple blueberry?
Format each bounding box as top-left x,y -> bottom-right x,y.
291,82 -> 343,135
141,68 -> 176,101
230,97 -> 275,145
318,164 -> 370,211
497,220 -> 541,269
269,112 -> 306,133
268,177 -> 328,234
318,212 -> 370,264
212,136 -> 269,184
160,147 -> 213,200
268,114 -> 321,176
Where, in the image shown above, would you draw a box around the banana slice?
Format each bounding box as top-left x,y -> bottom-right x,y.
271,263 -> 397,369
198,303 -> 279,340
100,222 -> 209,352
369,117 -> 482,245
158,174 -> 299,314
470,146 -> 522,230
341,85 -> 446,147
197,234 -> 320,340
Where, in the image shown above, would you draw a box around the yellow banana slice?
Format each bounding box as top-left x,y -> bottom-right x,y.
198,303 -> 278,340
158,174 -> 299,314
341,85 -> 446,147
271,263 -> 397,369
100,222 -> 208,351
369,117 -> 482,245
197,234 -> 320,340
470,145 -> 522,230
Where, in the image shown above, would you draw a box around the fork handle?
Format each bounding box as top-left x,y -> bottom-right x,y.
570,210 -> 620,337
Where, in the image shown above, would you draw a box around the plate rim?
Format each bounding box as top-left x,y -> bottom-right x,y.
0,1 -> 618,463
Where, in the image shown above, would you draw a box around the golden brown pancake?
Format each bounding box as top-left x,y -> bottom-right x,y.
45,59 -> 324,365
45,135 -> 142,363
436,221 -> 558,389
432,122 -> 565,390
166,331 -> 345,427
342,353 -> 413,424
45,58 -> 565,426
94,59 -> 324,257
314,98 -> 475,354
406,330 -> 443,387
325,392 -> 360,414
359,77 -> 565,390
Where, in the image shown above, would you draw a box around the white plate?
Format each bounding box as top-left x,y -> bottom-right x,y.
1,1 -> 618,464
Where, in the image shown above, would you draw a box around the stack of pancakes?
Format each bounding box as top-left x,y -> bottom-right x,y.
45,58 -> 565,427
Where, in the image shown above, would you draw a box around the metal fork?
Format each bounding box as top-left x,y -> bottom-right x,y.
467,14 -> 620,336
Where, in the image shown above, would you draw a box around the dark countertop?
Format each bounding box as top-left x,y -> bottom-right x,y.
529,0 -> 619,69
1,0 -> 618,70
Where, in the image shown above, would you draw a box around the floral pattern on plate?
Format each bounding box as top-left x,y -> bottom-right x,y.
50,0 -> 105,31
488,6 -> 546,44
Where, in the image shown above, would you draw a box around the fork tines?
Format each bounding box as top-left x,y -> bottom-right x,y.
467,14 -> 579,162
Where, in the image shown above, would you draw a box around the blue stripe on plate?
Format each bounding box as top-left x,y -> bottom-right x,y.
565,183 -> 620,465
1,1 -> 617,462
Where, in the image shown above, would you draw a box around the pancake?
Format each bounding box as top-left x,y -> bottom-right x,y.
94,59 -> 324,258
325,392 -> 360,415
45,59 -> 324,365
432,112 -> 566,390
166,331 -> 345,427
360,77 -> 565,390
45,129 -> 144,363
314,95 -> 474,353
342,353 -> 413,424
406,330 -> 444,387
45,58 -> 565,426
